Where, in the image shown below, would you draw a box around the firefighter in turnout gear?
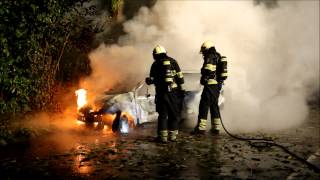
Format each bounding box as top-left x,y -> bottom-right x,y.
192,41 -> 228,135
146,45 -> 185,143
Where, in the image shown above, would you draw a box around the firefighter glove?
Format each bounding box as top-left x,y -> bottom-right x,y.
145,77 -> 153,85
200,77 -> 207,85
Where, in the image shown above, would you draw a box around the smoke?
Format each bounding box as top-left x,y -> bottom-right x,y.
82,0 -> 319,132
80,45 -> 146,97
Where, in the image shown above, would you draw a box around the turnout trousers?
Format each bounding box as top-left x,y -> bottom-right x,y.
156,91 -> 181,141
197,85 -> 221,131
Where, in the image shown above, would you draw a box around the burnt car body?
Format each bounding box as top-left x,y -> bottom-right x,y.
76,72 -> 225,130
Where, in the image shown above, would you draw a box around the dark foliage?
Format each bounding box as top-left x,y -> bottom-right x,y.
0,0 -> 97,114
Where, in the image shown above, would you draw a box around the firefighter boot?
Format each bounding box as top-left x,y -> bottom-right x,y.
210,118 -> 220,135
169,130 -> 178,142
190,128 -> 205,135
155,130 -> 168,143
191,119 -> 207,135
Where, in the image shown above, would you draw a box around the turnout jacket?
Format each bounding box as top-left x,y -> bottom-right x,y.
147,56 -> 185,94
201,51 -> 228,86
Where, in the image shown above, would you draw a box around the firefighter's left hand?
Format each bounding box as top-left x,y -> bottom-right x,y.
200,77 -> 208,85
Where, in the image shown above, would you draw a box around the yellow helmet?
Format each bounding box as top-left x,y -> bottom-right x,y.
153,45 -> 167,55
200,41 -> 214,53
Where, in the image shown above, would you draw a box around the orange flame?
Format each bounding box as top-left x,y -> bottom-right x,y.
75,89 -> 87,110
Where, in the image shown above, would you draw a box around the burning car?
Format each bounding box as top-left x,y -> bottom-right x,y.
75,72 -> 225,133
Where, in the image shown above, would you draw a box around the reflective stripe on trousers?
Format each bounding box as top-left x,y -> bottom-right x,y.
159,130 -> 168,141
198,85 -> 221,130
199,119 -> 207,130
212,118 -> 220,130
169,130 -> 178,140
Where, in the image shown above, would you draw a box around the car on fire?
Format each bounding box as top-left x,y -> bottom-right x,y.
76,72 -> 225,133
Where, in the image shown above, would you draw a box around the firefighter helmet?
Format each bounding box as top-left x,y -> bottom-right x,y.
200,41 -> 214,54
153,45 -> 167,55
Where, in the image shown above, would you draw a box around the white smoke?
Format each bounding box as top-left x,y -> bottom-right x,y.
82,0 -> 319,132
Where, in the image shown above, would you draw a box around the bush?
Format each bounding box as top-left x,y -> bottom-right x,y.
0,0 -> 95,114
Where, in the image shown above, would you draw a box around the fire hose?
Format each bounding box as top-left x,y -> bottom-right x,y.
218,110 -> 320,173
136,79 -> 319,172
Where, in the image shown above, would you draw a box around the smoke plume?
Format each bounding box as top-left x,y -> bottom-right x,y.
82,0 -> 319,132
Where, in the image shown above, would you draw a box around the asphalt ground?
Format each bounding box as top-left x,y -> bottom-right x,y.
0,106 -> 319,179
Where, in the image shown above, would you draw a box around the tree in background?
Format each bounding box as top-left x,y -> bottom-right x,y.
0,0 -> 97,114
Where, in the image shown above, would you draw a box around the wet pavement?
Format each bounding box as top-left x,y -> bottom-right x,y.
0,107 -> 319,179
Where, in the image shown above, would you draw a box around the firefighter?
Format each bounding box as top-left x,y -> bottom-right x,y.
145,45 -> 185,143
192,41 -> 228,135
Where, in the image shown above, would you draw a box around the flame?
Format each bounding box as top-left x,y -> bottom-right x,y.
93,122 -> 99,127
75,89 -> 87,110
76,120 -> 85,125
102,125 -> 113,135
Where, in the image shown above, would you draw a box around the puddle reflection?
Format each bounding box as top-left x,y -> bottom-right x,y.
74,144 -> 94,174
